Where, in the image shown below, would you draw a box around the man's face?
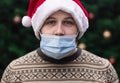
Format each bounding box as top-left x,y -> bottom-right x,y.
41,10 -> 78,36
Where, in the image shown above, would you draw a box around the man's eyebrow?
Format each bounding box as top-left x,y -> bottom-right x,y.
46,17 -> 55,20
64,17 -> 74,20
46,16 -> 74,21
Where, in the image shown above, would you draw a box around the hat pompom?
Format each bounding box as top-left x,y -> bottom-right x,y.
22,16 -> 31,27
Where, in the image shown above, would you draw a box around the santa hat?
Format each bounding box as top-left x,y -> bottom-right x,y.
22,0 -> 89,39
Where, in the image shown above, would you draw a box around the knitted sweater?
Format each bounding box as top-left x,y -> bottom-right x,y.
1,48 -> 119,83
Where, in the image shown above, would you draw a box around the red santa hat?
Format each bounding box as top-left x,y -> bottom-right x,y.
22,0 -> 89,39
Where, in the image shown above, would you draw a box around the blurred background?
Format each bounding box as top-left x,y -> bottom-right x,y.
0,0 -> 120,79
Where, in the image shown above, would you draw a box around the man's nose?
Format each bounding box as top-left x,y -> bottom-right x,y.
54,23 -> 65,36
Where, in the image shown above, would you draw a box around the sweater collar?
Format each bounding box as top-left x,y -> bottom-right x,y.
37,47 -> 81,64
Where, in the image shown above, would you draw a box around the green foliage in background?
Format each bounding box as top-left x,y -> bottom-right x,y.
0,0 -> 120,79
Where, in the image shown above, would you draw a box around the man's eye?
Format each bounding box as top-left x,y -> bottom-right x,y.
45,20 -> 56,25
63,21 -> 74,25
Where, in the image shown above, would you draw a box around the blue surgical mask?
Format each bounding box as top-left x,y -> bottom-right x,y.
40,34 -> 77,60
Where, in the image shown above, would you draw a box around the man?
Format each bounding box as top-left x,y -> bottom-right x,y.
1,0 -> 119,83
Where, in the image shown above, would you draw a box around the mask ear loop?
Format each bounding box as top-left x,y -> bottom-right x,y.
76,32 -> 80,45
38,30 -> 43,41
39,24 -> 44,40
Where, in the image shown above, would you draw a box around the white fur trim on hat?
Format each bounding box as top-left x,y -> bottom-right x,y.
22,16 -> 32,27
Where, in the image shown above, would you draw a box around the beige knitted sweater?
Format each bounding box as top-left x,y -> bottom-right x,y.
1,49 -> 119,83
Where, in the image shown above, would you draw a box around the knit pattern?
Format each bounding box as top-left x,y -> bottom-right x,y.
1,50 -> 119,83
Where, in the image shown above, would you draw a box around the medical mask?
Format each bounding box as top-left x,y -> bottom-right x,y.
40,34 -> 77,60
